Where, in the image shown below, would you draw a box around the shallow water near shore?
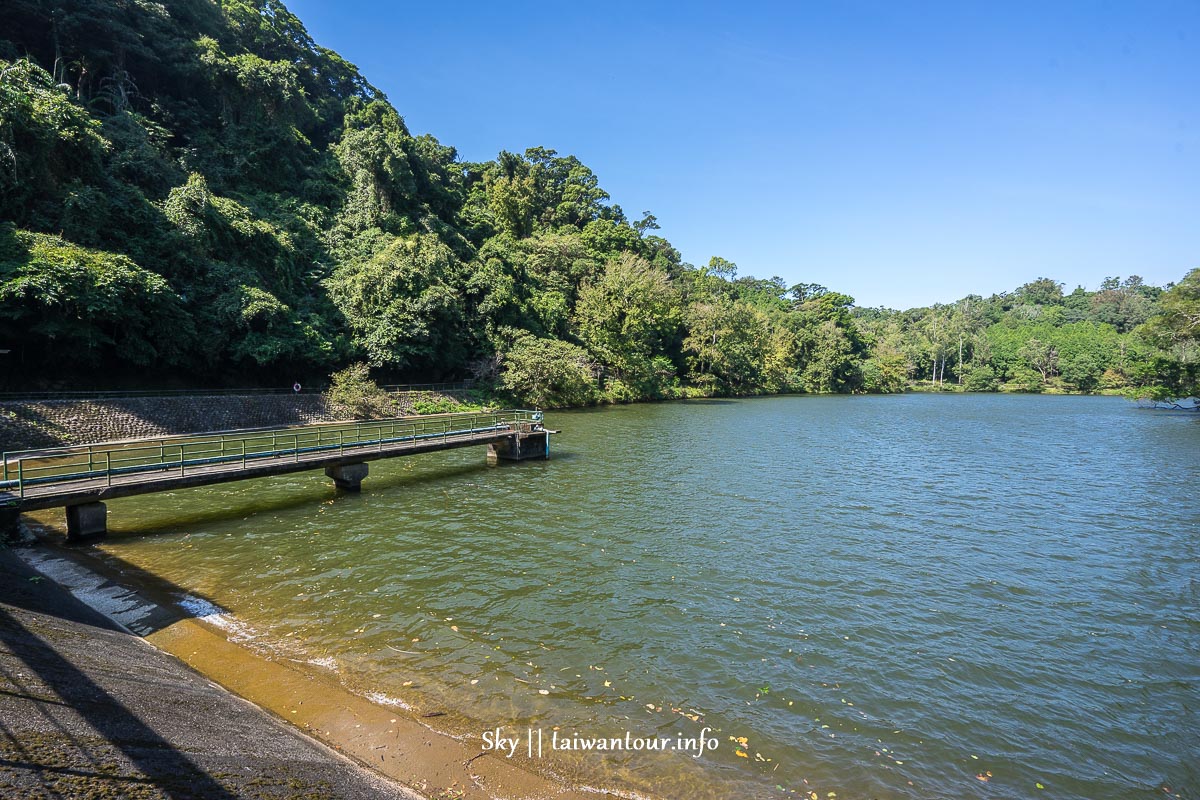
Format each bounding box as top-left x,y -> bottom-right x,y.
88,394 -> 1198,799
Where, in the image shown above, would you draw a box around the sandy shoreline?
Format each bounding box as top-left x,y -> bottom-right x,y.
12,519 -> 646,800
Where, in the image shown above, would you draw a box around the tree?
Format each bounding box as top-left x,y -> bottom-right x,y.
325,233 -> 465,372
498,334 -> 598,408
1060,352 -> 1102,391
574,254 -> 681,396
963,365 -> 999,392
1019,338 -> 1059,383
1016,277 -> 1065,306
1137,268 -> 1200,397
0,228 -> 190,367
683,297 -> 770,392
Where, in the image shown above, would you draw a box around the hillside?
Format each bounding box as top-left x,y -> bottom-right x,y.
0,0 -> 1195,400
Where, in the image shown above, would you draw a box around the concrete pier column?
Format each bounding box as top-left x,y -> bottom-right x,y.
66,502 -> 107,542
1,505 -> 20,543
325,462 -> 369,491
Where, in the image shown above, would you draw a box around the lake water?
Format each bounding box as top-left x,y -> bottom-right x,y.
91,394 -> 1198,799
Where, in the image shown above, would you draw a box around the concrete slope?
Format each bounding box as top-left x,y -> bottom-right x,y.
0,546 -> 419,800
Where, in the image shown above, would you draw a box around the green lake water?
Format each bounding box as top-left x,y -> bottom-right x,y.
90,394 -> 1198,799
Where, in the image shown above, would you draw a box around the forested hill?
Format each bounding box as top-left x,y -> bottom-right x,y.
1,0 -> 1196,402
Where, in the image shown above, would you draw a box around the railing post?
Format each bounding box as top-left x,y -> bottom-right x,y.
106,451 -> 112,486
17,459 -> 23,497
88,445 -> 93,474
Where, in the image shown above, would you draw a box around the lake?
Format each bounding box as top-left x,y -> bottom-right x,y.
90,394 -> 1198,799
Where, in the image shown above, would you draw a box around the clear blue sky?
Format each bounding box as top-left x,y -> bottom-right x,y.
287,0 -> 1198,309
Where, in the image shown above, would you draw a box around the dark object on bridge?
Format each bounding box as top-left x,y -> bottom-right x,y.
2,410 -> 555,540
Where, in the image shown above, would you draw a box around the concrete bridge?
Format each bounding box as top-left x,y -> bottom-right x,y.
1,410 -> 553,542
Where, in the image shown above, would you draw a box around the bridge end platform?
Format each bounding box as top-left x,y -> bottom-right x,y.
487,427 -> 551,465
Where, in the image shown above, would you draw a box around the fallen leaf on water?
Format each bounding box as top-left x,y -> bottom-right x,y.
735,749 -> 748,758
1036,783 -> 1045,790
538,689 -> 549,695
976,774 -> 989,782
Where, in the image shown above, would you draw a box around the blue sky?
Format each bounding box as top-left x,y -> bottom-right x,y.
287,0 -> 1198,309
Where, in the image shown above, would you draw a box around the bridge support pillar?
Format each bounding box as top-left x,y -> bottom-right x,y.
325,462 -> 369,491
66,502 -> 107,542
487,431 -> 550,465
1,506 -> 20,543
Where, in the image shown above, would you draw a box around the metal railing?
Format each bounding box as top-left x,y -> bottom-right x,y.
381,381 -> 476,394
0,409 -> 542,498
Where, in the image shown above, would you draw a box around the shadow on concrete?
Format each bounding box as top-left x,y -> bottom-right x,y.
0,604 -> 236,799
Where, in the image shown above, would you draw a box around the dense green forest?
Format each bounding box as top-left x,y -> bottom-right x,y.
1,0 -> 1196,404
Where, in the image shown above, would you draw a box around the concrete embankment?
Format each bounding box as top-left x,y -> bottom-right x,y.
0,544 -> 418,799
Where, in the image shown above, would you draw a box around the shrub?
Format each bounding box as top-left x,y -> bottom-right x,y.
325,363 -> 394,418
962,365 -> 999,392
410,396 -> 485,415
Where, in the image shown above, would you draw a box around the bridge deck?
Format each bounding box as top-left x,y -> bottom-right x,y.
2,410 -> 547,512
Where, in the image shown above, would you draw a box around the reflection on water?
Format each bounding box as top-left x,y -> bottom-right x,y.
96,395 -> 1199,799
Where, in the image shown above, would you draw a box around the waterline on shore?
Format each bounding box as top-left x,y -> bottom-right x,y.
11,529 -> 654,800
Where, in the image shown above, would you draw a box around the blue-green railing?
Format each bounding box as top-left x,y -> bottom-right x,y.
1,409 -> 543,498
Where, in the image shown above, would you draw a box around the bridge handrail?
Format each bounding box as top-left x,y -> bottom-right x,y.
1,409 -> 542,497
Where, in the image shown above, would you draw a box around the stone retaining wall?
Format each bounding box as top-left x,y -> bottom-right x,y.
0,390 -> 475,452
0,395 -> 339,451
